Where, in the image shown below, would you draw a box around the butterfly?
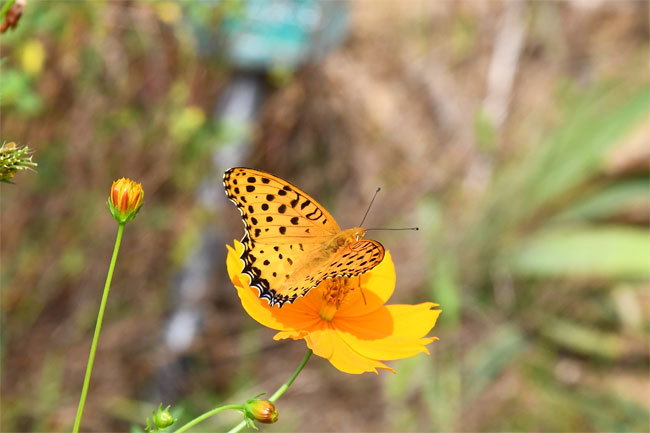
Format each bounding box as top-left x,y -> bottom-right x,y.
224,167 -> 385,307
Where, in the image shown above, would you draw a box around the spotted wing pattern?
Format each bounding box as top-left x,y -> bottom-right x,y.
224,167 -> 385,307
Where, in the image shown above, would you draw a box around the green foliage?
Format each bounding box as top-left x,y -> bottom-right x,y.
509,226 -> 650,279
394,80 -> 650,432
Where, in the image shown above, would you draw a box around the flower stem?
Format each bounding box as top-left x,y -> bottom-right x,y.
0,0 -> 16,22
269,348 -> 312,402
227,349 -> 313,433
172,405 -> 244,433
72,223 -> 125,433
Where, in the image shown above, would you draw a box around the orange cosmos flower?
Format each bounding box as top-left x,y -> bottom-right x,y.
226,240 -> 442,374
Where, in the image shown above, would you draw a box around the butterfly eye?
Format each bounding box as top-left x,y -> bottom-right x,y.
336,238 -> 345,247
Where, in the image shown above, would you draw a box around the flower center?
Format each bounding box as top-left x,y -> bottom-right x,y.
319,277 -> 353,322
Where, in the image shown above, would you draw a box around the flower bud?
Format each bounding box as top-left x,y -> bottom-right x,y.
244,399 -> 278,424
152,404 -> 175,429
145,404 -> 176,433
108,177 -> 143,224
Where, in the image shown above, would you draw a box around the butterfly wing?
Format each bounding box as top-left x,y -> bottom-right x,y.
224,167 -> 343,305
282,239 -> 385,298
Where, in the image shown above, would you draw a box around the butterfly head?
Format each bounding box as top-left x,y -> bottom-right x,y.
326,228 -> 367,254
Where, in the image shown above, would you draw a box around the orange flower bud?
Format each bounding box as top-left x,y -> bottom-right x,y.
108,178 -> 143,224
244,399 -> 278,424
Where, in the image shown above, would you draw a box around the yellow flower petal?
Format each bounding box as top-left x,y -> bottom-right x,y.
385,303 -> 442,339
334,303 -> 440,361
273,330 -> 307,340
226,240 -> 442,375
326,330 -> 395,374
303,322 -> 336,359
303,323 -> 394,374
336,328 -> 436,361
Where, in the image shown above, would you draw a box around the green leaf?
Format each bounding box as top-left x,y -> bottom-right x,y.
540,319 -> 625,359
465,325 -> 527,399
508,226 -> 650,279
553,178 -> 650,222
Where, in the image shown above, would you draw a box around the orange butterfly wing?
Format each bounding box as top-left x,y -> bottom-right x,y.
224,167 -> 384,306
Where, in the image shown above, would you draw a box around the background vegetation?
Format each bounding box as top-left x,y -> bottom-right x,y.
1,1 -> 648,432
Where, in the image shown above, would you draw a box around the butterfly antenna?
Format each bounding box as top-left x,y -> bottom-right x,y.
365,227 -> 419,231
359,187 -> 381,227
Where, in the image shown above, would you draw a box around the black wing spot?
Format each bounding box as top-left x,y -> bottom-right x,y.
301,200 -> 310,210
290,217 -> 299,225
283,185 -> 291,191
263,260 -> 270,265
278,190 -> 287,196
299,243 -> 304,251
322,219 -> 327,225
266,216 -> 273,222
274,246 -> 279,251
290,197 -> 299,208
262,177 -> 270,184
251,217 -> 258,225
279,226 -> 286,235
234,187 -> 240,194
254,228 -> 261,237
279,254 -> 283,259
287,257 -> 293,266
246,185 -> 255,192
248,205 -> 254,213
278,204 -> 287,214
262,203 -> 269,211
273,272 -> 277,277
266,194 -> 274,201
247,176 -> 256,183
233,179 -> 238,185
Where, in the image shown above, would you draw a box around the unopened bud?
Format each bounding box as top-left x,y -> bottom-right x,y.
108,177 -> 143,224
145,404 -> 176,433
244,399 -> 278,424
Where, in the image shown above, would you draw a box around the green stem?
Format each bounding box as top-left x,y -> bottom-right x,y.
0,0 -> 16,21
72,223 -> 125,433
173,405 -> 243,433
226,349 -> 313,433
269,348 -> 312,402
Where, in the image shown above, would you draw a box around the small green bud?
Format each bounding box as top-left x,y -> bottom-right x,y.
244,399 -> 278,424
145,404 -> 176,433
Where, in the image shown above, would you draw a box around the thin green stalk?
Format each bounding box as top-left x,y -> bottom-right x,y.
173,405 -> 243,433
227,349 -> 313,433
269,348 -> 312,402
72,223 -> 125,433
0,0 -> 16,21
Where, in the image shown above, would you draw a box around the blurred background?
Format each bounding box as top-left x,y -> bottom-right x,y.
1,1 -> 649,432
